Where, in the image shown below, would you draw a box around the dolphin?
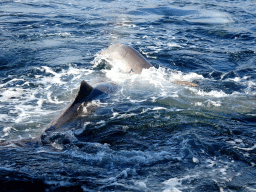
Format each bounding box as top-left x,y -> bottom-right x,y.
102,44 -> 199,87
41,44 -> 153,144
41,80 -> 116,144
41,44 -> 198,145
102,44 -> 152,74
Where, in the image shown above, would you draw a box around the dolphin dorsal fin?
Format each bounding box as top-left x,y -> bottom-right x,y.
73,80 -> 94,105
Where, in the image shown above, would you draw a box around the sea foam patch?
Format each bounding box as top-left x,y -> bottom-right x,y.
0,65 -> 97,139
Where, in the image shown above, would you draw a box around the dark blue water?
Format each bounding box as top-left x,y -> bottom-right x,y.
0,0 -> 256,191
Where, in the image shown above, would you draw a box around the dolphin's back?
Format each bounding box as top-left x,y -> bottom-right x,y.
104,44 -> 152,74
41,80 -> 108,145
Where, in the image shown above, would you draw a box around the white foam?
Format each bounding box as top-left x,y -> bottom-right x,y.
58,32 -> 71,37
192,157 -> 199,163
40,66 -> 65,85
234,139 -> 243,143
167,42 -> 181,48
0,78 -> 25,88
0,114 -> 8,122
219,167 -> 227,175
116,113 -> 136,119
162,178 -> 182,192
134,180 -> 147,189
194,102 -> 203,106
245,81 -> 256,95
196,90 -> 228,98
245,186 -> 256,192
0,65 -> 98,129
2,126 -> 17,138
0,88 -> 24,101
96,120 -> 106,125
207,100 -> 222,107
152,107 -> 167,110
234,144 -> 256,151
206,159 -> 216,168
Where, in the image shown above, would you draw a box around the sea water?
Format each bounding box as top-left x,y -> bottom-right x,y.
0,0 -> 256,191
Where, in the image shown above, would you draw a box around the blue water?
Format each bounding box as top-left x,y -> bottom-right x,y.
0,0 -> 256,191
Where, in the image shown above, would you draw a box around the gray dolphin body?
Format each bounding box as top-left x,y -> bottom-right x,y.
102,44 -> 152,74
41,80 -> 117,144
45,44 -> 150,128
42,44 -> 151,144
41,44 -> 198,145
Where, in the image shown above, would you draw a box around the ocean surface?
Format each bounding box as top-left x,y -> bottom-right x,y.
0,0 -> 256,191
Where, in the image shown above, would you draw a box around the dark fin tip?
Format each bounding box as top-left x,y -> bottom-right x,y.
73,80 -> 94,104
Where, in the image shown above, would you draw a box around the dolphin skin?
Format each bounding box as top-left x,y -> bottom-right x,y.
41,44 -> 199,144
41,81 -> 108,144
102,44 -> 152,74
42,44 -> 153,138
